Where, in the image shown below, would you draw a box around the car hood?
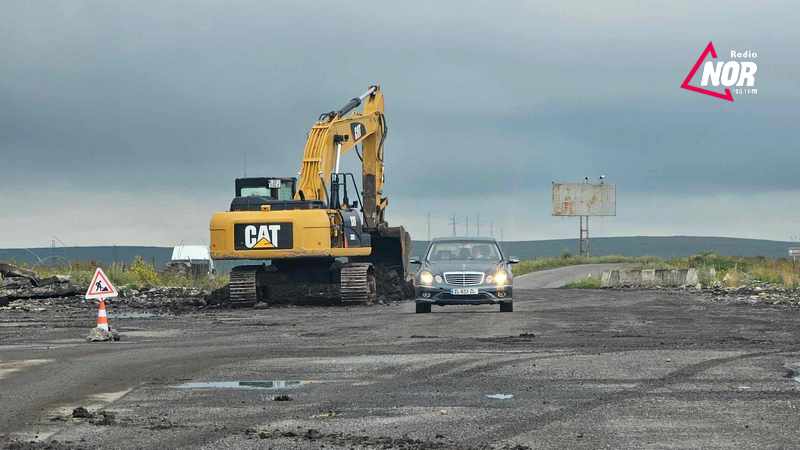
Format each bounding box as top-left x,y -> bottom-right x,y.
424,260 -> 502,274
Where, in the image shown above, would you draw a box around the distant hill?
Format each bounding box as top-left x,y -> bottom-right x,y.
1,236 -> 795,271
408,236 -> 796,260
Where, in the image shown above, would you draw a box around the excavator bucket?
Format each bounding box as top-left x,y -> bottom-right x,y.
370,226 -> 411,277
353,226 -> 413,301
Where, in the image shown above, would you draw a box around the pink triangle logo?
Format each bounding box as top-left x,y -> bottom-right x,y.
680,41 -> 734,102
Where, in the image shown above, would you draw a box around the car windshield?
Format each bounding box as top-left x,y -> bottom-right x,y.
427,241 -> 502,262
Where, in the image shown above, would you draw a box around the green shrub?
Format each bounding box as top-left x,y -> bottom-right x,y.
128,256 -> 160,287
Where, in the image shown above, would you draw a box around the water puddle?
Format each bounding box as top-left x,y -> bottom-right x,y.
174,380 -> 310,390
486,394 -> 514,400
783,363 -> 800,383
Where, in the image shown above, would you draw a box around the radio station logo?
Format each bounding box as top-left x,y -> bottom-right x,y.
680,41 -> 758,102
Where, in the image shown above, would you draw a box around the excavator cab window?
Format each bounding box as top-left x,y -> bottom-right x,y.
235,178 -> 296,200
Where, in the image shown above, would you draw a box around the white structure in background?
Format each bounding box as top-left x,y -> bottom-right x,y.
168,245 -> 215,276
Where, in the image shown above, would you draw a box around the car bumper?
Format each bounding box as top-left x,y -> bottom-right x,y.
415,285 -> 513,305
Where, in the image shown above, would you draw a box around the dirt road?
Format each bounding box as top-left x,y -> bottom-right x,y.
2,289 -> 800,449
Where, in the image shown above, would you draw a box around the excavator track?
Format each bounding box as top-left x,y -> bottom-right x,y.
340,263 -> 377,304
228,266 -> 261,306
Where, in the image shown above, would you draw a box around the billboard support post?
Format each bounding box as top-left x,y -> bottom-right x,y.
579,216 -> 590,257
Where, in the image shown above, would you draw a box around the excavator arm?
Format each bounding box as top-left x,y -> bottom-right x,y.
295,85 -> 388,229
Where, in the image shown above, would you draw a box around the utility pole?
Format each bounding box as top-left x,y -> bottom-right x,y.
466,216 -> 470,236
426,212 -> 431,242
450,215 -> 458,236
476,213 -> 481,236
243,153 -> 247,177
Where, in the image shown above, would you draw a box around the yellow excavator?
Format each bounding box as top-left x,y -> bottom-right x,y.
209,85 -> 411,305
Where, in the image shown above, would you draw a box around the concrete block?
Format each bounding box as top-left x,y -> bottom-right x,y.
601,267 -> 701,288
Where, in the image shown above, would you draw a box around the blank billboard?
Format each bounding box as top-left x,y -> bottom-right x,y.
552,182 -> 616,216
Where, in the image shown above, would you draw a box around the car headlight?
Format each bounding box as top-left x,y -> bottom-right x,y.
434,274 -> 443,283
420,271 -> 434,285
493,270 -> 508,285
486,274 -> 494,283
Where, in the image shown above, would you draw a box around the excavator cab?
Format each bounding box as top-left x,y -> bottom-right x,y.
230,177 -> 326,212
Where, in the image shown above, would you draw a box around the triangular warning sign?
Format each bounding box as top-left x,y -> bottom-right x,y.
85,267 -> 118,300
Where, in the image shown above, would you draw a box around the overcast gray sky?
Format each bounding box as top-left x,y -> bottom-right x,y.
1,0 -> 798,247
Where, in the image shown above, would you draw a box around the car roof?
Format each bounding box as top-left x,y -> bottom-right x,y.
429,236 -> 499,243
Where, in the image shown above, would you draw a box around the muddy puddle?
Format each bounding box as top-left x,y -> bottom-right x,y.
174,380 -> 310,390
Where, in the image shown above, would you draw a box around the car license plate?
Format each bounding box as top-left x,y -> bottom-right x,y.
451,288 -> 478,295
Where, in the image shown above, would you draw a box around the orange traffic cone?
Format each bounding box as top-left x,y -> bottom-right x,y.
96,299 -> 109,331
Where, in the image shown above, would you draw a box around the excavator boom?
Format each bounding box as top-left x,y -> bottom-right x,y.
296,85 -> 387,228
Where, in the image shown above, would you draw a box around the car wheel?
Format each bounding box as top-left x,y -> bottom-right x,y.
416,302 -> 431,314
499,301 -> 513,313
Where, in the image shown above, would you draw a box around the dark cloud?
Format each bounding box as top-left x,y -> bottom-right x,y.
0,0 -> 796,245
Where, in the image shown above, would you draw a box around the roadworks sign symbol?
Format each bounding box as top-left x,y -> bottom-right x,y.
85,267 -> 118,300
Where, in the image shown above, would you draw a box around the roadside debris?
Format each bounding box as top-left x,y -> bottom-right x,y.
70,407 -> 117,425
86,327 -> 120,342
374,265 -> 414,303
71,407 -> 93,419
704,283 -> 800,307
273,394 -> 293,401
252,428 -> 452,449
90,410 -> 116,426
0,262 -> 80,304
598,267 -> 800,308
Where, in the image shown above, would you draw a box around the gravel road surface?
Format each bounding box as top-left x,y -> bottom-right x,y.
2,288 -> 799,449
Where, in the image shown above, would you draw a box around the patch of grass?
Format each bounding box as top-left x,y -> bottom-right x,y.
563,276 -> 602,289
512,251 -> 800,288
512,255 -> 661,276
22,257 -> 227,291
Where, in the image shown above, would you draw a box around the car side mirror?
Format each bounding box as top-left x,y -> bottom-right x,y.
508,257 -> 520,264
409,257 -> 421,265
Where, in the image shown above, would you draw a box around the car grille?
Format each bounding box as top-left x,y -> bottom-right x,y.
443,272 -> 484,286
